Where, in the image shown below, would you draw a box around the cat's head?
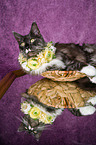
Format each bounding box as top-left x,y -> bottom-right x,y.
13,22 -> 62,74
13,22 -> 47,58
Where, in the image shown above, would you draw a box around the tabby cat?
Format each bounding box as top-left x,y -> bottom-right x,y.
13,22 -> 96,116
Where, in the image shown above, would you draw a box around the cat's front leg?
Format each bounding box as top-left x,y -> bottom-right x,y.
77,96 -> 96,116
80,65 -> 96,77
87,95 -> 96,106
68,106 -> 96,116
89,76 -> 96,84
64,58 -> 96,78
77,106 -> 96,116
68,104 -> 96,116
69,95 -> 96,116
80,65 -> 96,84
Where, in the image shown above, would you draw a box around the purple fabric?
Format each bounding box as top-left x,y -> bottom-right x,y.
0,0 -> 96,144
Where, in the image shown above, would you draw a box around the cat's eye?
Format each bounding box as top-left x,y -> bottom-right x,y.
21,42 -> 25,47
30,39 -> 35,43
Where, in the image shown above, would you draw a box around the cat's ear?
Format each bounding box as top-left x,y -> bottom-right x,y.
30,22 -> 41,36
12,31 -> 23,43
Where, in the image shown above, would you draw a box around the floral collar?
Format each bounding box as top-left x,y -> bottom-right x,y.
18,41 -> 56,71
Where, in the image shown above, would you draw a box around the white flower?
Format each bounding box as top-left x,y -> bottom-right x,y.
18,53 -> 27,64
21,102 -> 31,114
21,62 -> 30,71
40,58 -> 47,64
50,46 -> 56,53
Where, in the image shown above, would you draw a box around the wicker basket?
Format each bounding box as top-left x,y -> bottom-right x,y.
28,78 -> 96,108
41,70 -> 86,81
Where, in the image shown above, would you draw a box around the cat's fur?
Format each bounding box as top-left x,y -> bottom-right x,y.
13,22 -> 96,116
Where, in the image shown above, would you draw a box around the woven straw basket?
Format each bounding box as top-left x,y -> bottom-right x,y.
41,70 -> 86,81
27,78 -> 96,108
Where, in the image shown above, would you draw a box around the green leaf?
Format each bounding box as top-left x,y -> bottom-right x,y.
53,55 -> 56,59
32,59 -> 37,61
22,61 -> 26,63
30,104 -> 34,107
33,64 -> 37,66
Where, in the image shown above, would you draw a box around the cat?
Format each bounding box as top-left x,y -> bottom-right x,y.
13,22 -> 96,116
17,93 -> 96,141
13,22 -> 96,90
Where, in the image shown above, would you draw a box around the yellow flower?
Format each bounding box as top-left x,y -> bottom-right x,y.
27,58 -> 40,70
37,53 -> 46,64
47,42 -> 52,48
21,102 -> 31,114
45,115 -> 54,124
39,112 -> 54,124
39,112 -> 47,123
44,49 -> 53,61
29,107 -> 40,119
18,53 -> 27,64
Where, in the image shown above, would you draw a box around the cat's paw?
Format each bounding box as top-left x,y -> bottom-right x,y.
80,65 -> 96,76
87,96 -> 96,106
78,106 -> 96,116
89,76 -> 96,84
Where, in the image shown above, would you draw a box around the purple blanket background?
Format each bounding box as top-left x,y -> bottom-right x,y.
0,0 -> 96,145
